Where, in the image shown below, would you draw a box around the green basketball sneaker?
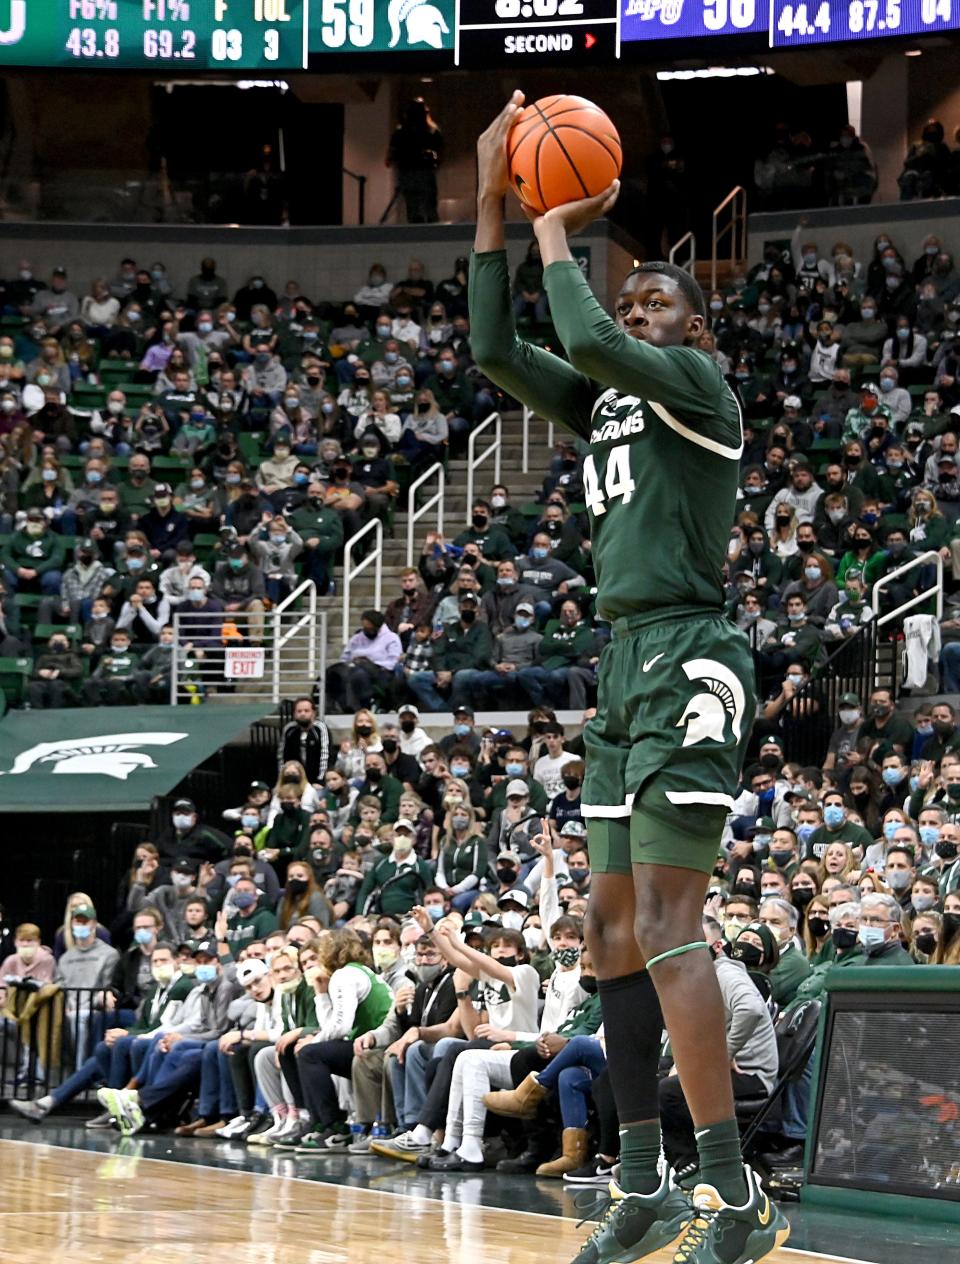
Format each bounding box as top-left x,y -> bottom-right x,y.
569,1166 -> 692,1264
671,1166 -> 790,1264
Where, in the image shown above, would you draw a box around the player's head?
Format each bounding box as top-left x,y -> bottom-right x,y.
616,262 -> 706,348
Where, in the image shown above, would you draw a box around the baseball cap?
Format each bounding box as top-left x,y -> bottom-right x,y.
226,542 -> 245,558
25,507 -> 44,522
515,602 -> 535,615
153,482 -> 173,497
759,735 -> 784,751
172,856 -> 198,874
492,728 -> 514,740
840,692 -> 861,707
783,395 -> 802,409
52,266 -> 67,277
248,780 -> 270,793
746,816 -> 777,837
459,591 -> 479,605
786,787 -> 815,805
497,887 -> 531,910
454,704 -> 474,717
77,537 -> 96,552
398,703 -> 419,717
939,453 -> 958,466
173,798 -> 196,812
393,818 -> 415,833
506,779 -> 529,798
176,540 -> 195,556
71,903 -> 96,919
560,820 -> 587,837
497,848 -> 522,866
236,958 -> 269,986
192,939 -> 217,959
462,911 -> 489,932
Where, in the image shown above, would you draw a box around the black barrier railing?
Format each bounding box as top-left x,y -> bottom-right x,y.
1,985 -> 110,1105
757,621 -> 887,768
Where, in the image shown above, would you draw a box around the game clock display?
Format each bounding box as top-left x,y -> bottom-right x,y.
0,0 -> 955,68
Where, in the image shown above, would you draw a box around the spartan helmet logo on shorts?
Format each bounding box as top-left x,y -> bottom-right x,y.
387,0 -> 450,48
676,659 -> 746,749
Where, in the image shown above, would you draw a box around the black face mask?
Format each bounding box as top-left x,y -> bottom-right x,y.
933,720 -> 956,737
943,912 -> 960,937
496,866 -> 517,885
400,719 -> 416,733
496,954 -> 518,970
733,941 -> 764,969
460,609 -> 477,624
282,773 -> 300,784
808,915 -> 831,939
936,841 -> 959,860
366,767 -> 382,783
914,931 -> 937,956
792,888 -> 815,909
296,715 -> 313,728
355,724 -> 373,738
797,539 -> 815,553
736,882 -> 760,900
533,721 -> 549,734
579,975 -> 598,995
472,514 -> 488,530
496,745 -> 510,761
281,801 -> 299,815
286,877 -> 309,896
832,926 -> 859,950
760,754 -> 781,771
381,738 -> 398,755
562,775 -> 581,790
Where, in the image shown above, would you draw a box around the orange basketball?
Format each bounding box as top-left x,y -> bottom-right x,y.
507,95 -> 622,216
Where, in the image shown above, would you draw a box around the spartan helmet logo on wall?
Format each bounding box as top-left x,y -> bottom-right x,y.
387,0 -> 450,48
676,659 -> 746,749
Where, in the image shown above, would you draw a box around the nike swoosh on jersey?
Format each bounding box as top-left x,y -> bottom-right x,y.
643,653 -> 665,672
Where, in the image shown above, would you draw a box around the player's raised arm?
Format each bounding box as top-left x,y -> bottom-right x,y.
533,192 -> 732,425
470,95 -> 595,439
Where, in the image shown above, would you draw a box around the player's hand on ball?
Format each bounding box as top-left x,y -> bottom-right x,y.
477,91 -> 526,199
531,180 -> 620,239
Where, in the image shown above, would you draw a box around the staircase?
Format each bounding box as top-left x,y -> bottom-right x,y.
312,407 -> 553,695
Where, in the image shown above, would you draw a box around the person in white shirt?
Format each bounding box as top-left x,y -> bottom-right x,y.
423,894 -> 583,1171
533,723 -> 579,800
397,702 -> 432,760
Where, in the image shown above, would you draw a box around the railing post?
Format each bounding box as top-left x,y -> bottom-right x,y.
405,462 -> 445,568
711,185 -> 746,292
668,231 -> 696,275
342,518 -> 383,645
466,412 -> 502,525
272,603 -> 281,705
522,405 -> 530,475
170,610 -> 180,705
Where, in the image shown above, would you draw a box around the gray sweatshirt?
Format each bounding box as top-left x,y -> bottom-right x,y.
56,939 -> 120,993
163,973 -> 237,1042
714,956 -> 778,1092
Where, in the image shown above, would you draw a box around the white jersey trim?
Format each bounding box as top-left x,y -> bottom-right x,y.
582,794 -> 636,819
648,390 -> 744,461
665,790 -> 736,809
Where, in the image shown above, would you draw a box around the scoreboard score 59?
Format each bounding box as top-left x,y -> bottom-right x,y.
0,0 -> 956,69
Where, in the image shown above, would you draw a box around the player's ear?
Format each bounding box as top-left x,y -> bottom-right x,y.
686,313 -> 705,342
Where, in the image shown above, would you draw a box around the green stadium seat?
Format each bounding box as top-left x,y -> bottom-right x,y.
0,657 -> 31,708
34,623 -> 80,643
99,362 -> 138,384
70,384 -> 107,410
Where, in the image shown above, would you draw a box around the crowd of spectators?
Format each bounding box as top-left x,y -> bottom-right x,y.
3,677 -> 959,1181
4,213 -> 960,1195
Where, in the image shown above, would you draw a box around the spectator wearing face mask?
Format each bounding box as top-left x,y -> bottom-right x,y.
384,567 -> 437,645
435,805 -> 489,912
326,611 -> 401,714
398,389 -> 449,472
391,702 -> 429,760
453,499 -> 514,562
408,592 -> 494,714
26,630 -> 84,708
356,821 -> 432,917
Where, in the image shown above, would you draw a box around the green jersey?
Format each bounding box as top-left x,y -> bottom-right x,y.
469,253 -> 743,621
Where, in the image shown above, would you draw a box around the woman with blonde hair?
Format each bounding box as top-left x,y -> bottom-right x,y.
769,501 -> 799,558
276,861 -> 333,931
335,709 -> 380,781
801,894 -> 833,964
855,870 -> 893,899
817,841 -> 858,886
270,760 -> 321,821
53,892 -> 113,960
436,801 -> 488,912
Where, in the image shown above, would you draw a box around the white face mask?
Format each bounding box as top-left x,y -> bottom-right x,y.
500,911 -> 524,931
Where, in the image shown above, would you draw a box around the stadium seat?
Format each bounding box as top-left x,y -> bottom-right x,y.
0,656 -> 32,707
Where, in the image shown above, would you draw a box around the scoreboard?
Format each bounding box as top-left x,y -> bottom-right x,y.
0,0 -> 955,69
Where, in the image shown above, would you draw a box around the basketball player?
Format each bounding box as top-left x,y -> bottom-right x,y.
469,93 -> 789,1264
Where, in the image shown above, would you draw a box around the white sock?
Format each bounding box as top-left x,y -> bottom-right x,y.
37,1096 -> 54,1111
457,1137 -> 484,1164
411,1123 -> 433,1146
299,1108 -> 312,1123
442,1132 -> 462,1153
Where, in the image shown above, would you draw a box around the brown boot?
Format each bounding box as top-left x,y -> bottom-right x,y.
174,1118 -> 210,1136
535,1128 -> 589,1178
483,1072 -> 548,1119
192,1119 -> 228,1137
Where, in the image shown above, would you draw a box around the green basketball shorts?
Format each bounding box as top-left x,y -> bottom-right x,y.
582,610 -> 756,876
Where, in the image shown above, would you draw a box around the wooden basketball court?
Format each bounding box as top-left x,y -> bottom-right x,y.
0,1135 -> 868,1264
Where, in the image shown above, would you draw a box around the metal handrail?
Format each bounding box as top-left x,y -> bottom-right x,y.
521,404 -> 555,473
711,186 -> 747,291
871,549 -> 943,628
406,461 -> 445,567
272,579 -> 317,705
668,231 -> 697,275
465,411 -> 502,524
342,517 -> 383,646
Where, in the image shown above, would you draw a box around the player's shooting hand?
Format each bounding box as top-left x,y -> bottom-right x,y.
531,181 -> 621,240
477,91 -> 526,200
